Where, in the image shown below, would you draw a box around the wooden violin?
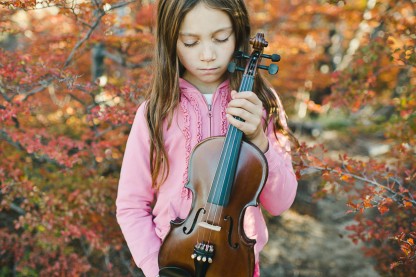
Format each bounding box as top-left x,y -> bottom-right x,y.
159,33 -> 281,277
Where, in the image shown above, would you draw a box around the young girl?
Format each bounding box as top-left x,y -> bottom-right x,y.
116,0 -> 298,276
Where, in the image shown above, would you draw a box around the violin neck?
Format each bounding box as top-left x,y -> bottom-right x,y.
207,74 -> 254,206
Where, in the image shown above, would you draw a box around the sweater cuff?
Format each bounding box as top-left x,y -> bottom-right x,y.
140,251 -> 159,277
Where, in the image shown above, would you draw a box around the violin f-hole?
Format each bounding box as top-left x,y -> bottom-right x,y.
183,207 -> 206,235
224,215 -> 239,249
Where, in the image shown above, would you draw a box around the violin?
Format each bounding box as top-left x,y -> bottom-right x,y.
159,33 -> 281,277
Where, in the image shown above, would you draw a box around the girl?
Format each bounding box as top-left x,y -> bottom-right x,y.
116,0 -> 298,276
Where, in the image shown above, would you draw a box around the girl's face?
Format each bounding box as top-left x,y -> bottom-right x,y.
176,3 -> 236,94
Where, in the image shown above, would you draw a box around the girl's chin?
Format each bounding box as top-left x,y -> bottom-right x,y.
183,70 -> 227,88
197,72 -> 227,84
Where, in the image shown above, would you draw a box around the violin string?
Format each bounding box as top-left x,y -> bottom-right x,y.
214,55 -> 259,229
214,64 -> 255,230
209,60 -> 253,233
197,114 -> 233,243
201,75 -> 247,243
208,54 -> 256,225
199,52 -> 259,246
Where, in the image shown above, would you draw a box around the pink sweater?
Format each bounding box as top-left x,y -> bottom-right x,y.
116,78 -> 298,277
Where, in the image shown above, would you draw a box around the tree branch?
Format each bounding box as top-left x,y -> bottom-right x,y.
63,0 -> 136,68
101,49 -> 152,69
63,12 -> 104,68
300,164 -> 416,206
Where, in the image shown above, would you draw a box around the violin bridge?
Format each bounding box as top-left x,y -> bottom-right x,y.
198,222 -> 221,232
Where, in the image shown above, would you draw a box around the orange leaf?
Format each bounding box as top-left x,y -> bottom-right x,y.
378,205 -> 389,215
400,244 -> 411,256
347,201 -> 358,209
340,174 -> 353,182
363,199 -> 373,208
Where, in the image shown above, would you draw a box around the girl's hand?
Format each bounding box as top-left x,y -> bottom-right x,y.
226,90 -> 268,152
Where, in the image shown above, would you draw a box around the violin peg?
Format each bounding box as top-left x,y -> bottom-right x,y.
228,62 -> 236,73
271,54 -> 281,62
235,51 -> 250,59
268,64 -> 279,75
258,64 -> 279,75
261,53 -> 281,62
228,62 -> 245,73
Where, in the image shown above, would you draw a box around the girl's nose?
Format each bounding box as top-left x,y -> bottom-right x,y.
200,44 -> 216,62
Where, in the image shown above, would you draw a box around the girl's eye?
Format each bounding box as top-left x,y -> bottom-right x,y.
215,37 -> 230,43
183,41 -> 198,47
214,31 -> 233,43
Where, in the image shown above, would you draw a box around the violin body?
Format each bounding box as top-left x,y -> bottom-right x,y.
159,136 -> 267,277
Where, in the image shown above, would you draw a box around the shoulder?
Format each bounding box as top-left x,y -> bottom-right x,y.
128,101 -> 151,136
132,101 -> 149,123
137,100 -> 149,114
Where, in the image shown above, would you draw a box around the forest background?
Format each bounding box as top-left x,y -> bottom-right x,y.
0,0 -> 415,276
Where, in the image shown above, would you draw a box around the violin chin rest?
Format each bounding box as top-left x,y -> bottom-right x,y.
159,266 -> 193,277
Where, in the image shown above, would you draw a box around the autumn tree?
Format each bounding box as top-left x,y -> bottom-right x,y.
1,0 -> 153,275
248,0 -> 415,274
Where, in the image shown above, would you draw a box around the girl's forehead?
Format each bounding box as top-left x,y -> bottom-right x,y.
179,27 -> 233,38
179,3 -> 232,35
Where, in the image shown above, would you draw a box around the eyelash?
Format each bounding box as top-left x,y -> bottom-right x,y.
184,42 -> 198,48
183,37 -> 230,48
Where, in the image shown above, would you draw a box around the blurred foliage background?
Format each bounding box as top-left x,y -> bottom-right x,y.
0,0 -> 414,276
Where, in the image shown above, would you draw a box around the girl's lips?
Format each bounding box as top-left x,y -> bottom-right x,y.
199,67 -> 220,73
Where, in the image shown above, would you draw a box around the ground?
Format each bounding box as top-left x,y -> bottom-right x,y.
260,192 -> 380,277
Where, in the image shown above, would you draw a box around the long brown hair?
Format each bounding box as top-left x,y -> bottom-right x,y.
146,0 -> 295,189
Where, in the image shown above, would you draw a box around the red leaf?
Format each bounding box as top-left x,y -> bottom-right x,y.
390,262 -> 401,270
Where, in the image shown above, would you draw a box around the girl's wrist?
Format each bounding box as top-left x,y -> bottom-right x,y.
250,133 -> 269,153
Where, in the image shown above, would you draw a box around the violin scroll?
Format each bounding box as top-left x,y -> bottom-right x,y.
249,33 -> 268,50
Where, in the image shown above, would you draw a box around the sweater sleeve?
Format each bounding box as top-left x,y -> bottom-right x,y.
116,103 -> 161,277
259,94 -> 298,216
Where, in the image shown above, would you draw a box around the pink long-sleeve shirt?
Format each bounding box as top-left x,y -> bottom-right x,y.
116,78 -> 297,277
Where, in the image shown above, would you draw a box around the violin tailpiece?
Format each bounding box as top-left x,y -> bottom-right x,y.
191,242 -> 215,276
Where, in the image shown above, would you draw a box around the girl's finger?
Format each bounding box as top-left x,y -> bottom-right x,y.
226,106 -> 261,127
227,99 -> 259,116
226,114 -> 259,136
231,90 -> 262,105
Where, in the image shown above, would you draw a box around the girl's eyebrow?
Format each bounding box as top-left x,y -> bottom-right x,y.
179,26 -> 233,37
